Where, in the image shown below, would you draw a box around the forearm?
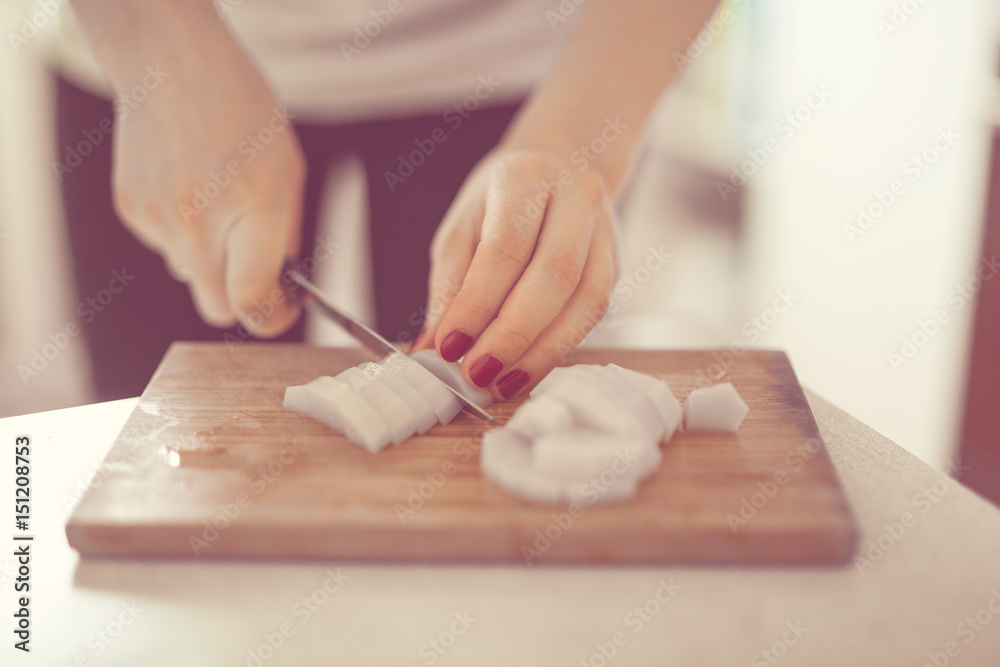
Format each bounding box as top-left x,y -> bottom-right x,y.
501,0 -> 720,196
70,0 -> 256,96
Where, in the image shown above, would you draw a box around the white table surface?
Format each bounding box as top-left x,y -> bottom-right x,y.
1,391 -> 999,667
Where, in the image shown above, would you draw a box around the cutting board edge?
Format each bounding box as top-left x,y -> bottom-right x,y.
66,520 -> 858,566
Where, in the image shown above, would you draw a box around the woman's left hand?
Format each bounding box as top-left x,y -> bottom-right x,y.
412,149 -> 619,399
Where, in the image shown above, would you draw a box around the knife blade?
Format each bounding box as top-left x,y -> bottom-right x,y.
283,263 -> 496,423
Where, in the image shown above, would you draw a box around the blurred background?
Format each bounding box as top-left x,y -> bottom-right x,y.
1,0 -> 997,486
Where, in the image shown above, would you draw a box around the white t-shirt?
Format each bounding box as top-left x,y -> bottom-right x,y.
49,0 -> 573,122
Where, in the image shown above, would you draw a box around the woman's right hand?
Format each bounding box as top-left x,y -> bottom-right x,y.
74,0 -> 306,336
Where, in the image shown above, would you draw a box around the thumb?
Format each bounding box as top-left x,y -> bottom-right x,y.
225,208 -> 302,338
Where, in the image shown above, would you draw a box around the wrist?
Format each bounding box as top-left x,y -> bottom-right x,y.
71,0 -> 238,96
498,116 -> 635,197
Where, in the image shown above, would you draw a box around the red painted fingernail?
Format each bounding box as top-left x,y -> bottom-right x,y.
469,354 -> 504,387
440,330 -> 473,362
496,369 -> 530,399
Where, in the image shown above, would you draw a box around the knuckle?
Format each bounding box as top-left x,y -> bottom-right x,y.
504,151 -> 551,179
579,276 -> 612,321
575,169 -> 607,206
235,153 -> 305,208
442,289 -> 493,332
140,200 -> 164,227
455,293 -> 495,324
516,152 -> 553,178
494,324 -> 532,355
540,246 -> 585,291
540,338 -> 573,368
590,287 -> 611,318
497,193 -> 544,236
480,232 -> 534,272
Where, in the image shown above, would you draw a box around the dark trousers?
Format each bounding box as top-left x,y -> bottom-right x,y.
55,76 -> 520,401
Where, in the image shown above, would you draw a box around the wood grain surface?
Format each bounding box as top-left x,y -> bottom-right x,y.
66,343 -> 857,565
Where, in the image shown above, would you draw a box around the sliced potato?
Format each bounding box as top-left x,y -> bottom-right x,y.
385,353 -> 462,424
504,394 -> 574,441
283,376 -> 392,453
409,349 -> 495,408
532,430 -> 649,479
360,361 -> 437,436
682,382 -> 749,432
338,367 -> 416,445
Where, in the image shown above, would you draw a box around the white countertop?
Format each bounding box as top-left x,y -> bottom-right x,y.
1,391 -> 999,666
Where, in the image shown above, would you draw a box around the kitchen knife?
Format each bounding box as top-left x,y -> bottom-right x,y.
283,263 -> 496,423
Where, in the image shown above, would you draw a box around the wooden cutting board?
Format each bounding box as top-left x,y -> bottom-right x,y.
66,343 -> 857,565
